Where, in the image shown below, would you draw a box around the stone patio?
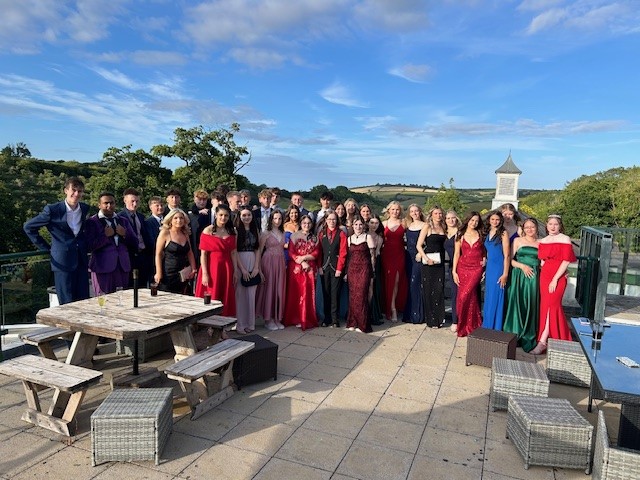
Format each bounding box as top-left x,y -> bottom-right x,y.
0,321 -> 623,479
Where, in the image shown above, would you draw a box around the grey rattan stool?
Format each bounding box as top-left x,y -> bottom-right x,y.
91,388 -> 173,466
546,338 -> 591,388
490,358 -> 549,411
506,395 -> 594,473
592,410 -> 640,479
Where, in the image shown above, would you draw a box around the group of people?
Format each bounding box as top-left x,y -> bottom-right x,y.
449,205 -> 576,355
24,178 -> 577,353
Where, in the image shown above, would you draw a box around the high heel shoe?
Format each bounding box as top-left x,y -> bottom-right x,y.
391,308 -> 398,323
530,341 -> 547,355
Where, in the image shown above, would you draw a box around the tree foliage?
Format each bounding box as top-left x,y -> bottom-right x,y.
424,178 -> 464,214
151,123 -> 250,194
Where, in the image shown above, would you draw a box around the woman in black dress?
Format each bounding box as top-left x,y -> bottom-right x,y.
416,206 -> 447,328
154,209 -> 197,294
443,210 -> 461,332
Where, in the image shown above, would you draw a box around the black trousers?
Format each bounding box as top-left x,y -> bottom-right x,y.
321,271 -> 342,325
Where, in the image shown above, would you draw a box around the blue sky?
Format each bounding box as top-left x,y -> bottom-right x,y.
1,0 -> 638,191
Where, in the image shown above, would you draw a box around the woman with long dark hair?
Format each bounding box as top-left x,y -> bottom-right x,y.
482,210 -> 510,330
452,211 -> 485,337
195,205 -> 237,316
234,206 -> 262,334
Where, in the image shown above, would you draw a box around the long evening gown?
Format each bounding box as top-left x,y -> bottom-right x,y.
444,234 -> 458,326
404,229 -> 424,324
482,235 -> 506,330
283,236 -> 320,330
538,242 -> 576,342
503,246 -> 539,352
456,238 -> 484,337
369,254 -> 384,325
256,231 -> 286,322
195,234 -> 236,316
422,233 -> 446,328
347,241 -> 373,332
160,240 -> 191,294
381,224 -> 408,319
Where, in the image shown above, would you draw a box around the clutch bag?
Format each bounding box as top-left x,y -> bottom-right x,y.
179,265 -> 193,282
240,274 -> 261,287
422,253 -> 441,265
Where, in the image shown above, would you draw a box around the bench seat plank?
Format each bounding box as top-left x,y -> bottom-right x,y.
0,354 -> 102,392
197,315 -> 237,328
165,339 -> 254,381
19,327 -> 74,345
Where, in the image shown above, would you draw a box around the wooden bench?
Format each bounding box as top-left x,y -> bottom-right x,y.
196,315 -> 237,345
0,354 -> 103,436
164,338 -> 254,420
20,326 -> 74,360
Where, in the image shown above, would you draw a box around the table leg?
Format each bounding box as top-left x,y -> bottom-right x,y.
170,327 -> 198,362
65,332 -> 99,367
618,403 -> 640,450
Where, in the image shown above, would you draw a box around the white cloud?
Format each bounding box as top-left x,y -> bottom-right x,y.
388,63 -> 433,83
526,7 -> 568,34
319,81 -> 368,108
353,0 -> 430,31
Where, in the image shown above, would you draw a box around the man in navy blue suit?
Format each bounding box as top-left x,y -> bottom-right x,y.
24,177 -> 90,305
145,196 -> 164,284
119,188 -> 154,287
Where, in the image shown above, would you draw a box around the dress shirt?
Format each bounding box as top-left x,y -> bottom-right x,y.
65,201 -> 83,236
98,211 -> 119,246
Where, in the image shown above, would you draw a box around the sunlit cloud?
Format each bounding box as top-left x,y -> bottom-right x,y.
388,63 -> 433,83
319,81 -> 368,108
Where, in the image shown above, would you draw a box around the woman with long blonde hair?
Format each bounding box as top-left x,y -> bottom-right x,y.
404,204 -> 426,324
381,201 -> 408,321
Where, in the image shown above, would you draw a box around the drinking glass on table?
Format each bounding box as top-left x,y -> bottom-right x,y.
97,292 -> 107,314
115,286 -> 123,306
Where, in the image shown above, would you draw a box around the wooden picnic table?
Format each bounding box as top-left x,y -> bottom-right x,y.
36,289 -> 223,373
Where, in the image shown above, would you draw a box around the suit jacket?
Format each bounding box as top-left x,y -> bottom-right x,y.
145,215 -> 163,251
118,209 -> 154,253
23,201 -> 90,272
85,215 -> 137,273
188,211 -> 211,257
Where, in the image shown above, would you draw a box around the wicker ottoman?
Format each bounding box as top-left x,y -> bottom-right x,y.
91,388 -> 173,466
233,334 -> 278,389
506,395 -> 593,473
546,338 -> 591,388
466,328 -> 517,368
490,358 -> 549,411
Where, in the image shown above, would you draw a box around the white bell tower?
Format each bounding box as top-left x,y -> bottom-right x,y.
491,152 -> 522,210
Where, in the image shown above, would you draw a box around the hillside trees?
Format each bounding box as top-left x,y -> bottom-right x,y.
151,123 -> 250,195
424,178 -> 464,214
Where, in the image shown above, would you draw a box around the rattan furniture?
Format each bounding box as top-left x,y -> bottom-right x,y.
506,395 -> 593,473
592,410 -> 640,479
546,338 -> 591,387
490,358 -> 549,411
91,388 -> 173,466
233,334 -> 278,389
466,328 -> 517,368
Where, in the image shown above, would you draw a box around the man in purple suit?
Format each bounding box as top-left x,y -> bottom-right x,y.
24,177 -> 90,305
85,192 -> 137,295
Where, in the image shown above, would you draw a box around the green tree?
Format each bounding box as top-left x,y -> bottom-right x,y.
611,167 -> 640,228
151,123 -> 250,195
425,178 -> 464,214
85,145 -> 171,205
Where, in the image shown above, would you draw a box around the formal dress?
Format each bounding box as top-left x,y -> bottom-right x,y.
538,242 -> 576,342
482,235 -> 506,330
503,246 -> 540,352
381,224 -> 408,319
256,231 -> 286,322
159,240 -> 191,294
404,229 -> 424,324
422,233 -> 446,328
283,236 -> 320,330
456,238 -> 484,337
346,240 -> 372,332
195,234 -> 236,316
444,234 -> 458,325
369,254 -> 384,325
236,230 -> 259,332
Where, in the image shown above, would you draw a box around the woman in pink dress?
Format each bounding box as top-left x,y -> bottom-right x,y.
452,211 -> 485,337
256,210 -> 286,331
195,205 -> 237,316
381,201 -> 408,321
283,215 -> 320,330
530,214 -> 577,354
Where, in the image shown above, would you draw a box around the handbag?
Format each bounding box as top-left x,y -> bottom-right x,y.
178,265 -> 193,282
421,252 -> 441,265
240,274 -> 262,287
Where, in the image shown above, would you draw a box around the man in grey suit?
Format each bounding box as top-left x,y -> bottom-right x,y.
23,177 -> 90,304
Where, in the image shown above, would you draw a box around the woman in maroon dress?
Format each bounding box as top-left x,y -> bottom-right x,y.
530,214 -> 576,354
381,201 -> 408,321
195,205 -> 237,316
283,215 -> 320,330
346,217 -> 376,332
452,211 -> 485,337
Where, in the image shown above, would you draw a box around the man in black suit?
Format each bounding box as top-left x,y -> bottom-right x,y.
119,188 -> 154,287
291,191 -> 311,218
145,196 -> 164,284
313,191 -> 334,231
162,187 -> 182,216
188,189 -> 211,266
23,177 -> 90,304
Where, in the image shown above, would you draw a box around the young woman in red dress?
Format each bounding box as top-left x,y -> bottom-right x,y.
530,214 -> 576,355
195,205 -> 237,316
452,211 -> 485,337
283,215 -> 321,330
346,217 -> 376,332
381,201 -> 408,322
